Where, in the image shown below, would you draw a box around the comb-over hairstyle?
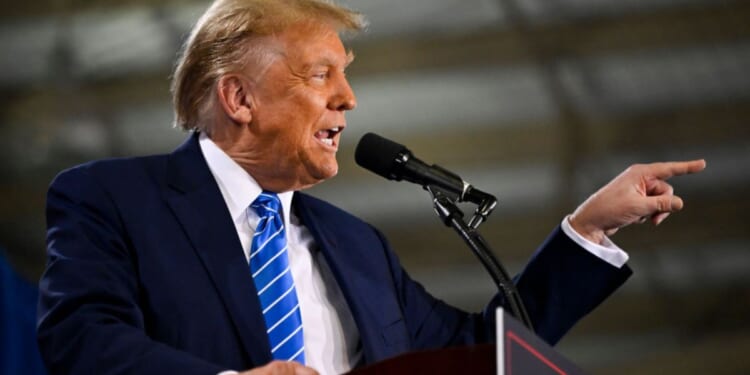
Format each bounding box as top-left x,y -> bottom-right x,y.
171,0 -> 365,132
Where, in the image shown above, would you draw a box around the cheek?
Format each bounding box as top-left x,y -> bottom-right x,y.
263,89 -> 329,146
293,88 -> 329,119
295,102 -> 329,141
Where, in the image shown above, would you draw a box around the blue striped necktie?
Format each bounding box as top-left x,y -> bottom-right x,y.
249,192 -> 305,363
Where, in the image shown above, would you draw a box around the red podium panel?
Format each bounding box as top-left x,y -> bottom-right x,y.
497,309 -> 586,375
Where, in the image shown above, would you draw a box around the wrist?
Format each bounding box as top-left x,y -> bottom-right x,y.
568,214 -> 607,245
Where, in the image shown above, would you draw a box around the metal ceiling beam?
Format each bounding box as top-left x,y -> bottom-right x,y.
1,0 -> 748,97
0,0 -> 206,20
2,0 -> 747,155
348,0 -> 750,76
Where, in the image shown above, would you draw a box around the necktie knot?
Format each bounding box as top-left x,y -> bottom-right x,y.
252,192 -> 282,217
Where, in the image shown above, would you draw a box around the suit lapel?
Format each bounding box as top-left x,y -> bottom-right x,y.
294,193 -> 400,365
164,133 -> 272,366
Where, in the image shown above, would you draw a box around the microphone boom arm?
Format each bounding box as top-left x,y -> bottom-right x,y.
426,185 -> 534,332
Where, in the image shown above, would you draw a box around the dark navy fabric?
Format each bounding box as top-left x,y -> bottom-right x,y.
1,250 -> 47,375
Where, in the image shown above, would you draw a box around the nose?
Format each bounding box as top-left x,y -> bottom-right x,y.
329,75 -> 357,111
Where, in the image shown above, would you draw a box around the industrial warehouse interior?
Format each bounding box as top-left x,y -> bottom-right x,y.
1,0 -> 748,373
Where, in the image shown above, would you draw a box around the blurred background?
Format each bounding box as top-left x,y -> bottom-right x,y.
1,0 -> 749,373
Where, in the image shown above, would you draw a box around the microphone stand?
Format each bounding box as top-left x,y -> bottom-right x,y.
426,185 -> 534,332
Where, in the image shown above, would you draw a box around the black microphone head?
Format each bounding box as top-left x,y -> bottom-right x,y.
355,133 -> 410,180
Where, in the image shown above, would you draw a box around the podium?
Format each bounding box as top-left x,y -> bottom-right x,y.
348,308 -> 586,375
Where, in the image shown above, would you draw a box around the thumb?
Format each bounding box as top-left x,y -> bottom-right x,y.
647,194 -> 684,214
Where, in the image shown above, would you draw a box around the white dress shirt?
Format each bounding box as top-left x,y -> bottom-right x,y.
200,134 -> 361,375
199,133 -> 628,374
561,216 -> 629,267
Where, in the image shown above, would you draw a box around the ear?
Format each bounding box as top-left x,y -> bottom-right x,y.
216,74 -> 253,125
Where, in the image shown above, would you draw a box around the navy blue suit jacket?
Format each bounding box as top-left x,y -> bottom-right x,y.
38,133 -> 631,374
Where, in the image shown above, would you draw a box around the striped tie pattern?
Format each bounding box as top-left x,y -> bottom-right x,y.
249,192 -> 305,363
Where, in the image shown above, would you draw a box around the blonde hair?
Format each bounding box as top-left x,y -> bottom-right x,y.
171,0 -> 365,132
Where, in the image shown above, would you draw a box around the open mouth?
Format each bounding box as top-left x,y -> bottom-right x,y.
314,126 -> 343,147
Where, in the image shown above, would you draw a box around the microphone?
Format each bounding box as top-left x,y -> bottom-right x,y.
354,132 -> 495,205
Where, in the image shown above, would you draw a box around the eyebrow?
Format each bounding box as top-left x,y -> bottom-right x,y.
307,50 -> 355,72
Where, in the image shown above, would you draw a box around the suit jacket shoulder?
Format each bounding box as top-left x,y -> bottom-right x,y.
40,135 -> 253,374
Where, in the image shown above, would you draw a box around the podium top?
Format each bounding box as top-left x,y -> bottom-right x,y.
497,308 -> 586,375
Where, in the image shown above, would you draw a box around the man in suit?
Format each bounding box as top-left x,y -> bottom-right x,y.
37,1 -> 705,374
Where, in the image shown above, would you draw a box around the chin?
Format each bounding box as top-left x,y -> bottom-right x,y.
297,163 -> 338,190
317,165 -> 339,181
317,161 -> 339,178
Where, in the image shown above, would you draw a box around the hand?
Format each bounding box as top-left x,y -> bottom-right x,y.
569,159 -> 706,244
238,361 -> 319,375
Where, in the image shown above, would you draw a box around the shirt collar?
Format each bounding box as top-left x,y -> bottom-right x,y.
198,132 -> 294,225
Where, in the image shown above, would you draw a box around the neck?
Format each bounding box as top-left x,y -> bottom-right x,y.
207,124 -> 317,193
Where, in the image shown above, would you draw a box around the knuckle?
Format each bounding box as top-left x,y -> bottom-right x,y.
626,163 -> 643,174
656,198 -> 668,212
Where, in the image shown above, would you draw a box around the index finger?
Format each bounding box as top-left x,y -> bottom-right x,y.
649,159 -> 706,179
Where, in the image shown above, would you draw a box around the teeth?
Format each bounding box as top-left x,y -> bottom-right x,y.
330,127 -> 340,132
320,138 -> 333,146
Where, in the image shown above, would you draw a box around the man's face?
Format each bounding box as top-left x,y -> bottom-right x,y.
247,22 -> 356,191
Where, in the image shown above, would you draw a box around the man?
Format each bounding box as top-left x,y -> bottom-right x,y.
37,1 -> 706,374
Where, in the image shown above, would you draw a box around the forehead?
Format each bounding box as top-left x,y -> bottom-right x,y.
276,22 -> 352,67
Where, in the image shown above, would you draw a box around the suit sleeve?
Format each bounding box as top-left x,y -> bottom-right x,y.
374,224 -> 631,349
512,227 -> 632,345
38,167 -> 227,375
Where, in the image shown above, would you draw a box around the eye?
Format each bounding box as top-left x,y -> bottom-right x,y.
312,71 -> 328,80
